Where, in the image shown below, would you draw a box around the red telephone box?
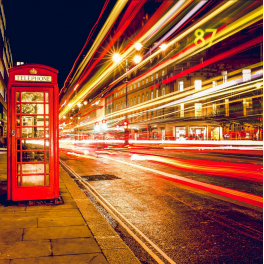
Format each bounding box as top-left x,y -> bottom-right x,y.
7,64 -> 59,201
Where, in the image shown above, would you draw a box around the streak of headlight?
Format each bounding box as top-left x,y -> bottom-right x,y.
146,0 -> 208,56
143,0 -> 185,42
108,0 -> 237,87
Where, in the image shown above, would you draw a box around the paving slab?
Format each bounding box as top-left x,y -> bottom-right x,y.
0,241 -> 51,259
23,226 -> 92,240
38,216 -> 86,227
51,238 -> 101,256
10,254 -> 108,264
0,229 -> 23,243
0,218 -> 37,229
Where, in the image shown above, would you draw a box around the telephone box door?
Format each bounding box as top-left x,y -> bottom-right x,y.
11,87 -> 55,200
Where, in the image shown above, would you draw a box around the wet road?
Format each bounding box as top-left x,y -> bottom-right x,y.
59,145 -> 263,264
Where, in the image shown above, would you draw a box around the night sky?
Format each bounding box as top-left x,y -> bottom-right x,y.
3,0 -> 117,89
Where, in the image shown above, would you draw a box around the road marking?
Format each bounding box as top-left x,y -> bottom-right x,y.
60,159 -> 176,264
98,155 -> 263,208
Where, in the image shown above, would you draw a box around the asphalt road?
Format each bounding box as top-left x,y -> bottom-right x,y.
59,145 -> 263,264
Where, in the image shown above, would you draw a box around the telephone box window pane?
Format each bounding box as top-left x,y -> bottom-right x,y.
45,128 -> 49,138
22,175 -> 45,186
17,116 -> 20,126
46,174 -> 50,185
21,104 -> 44,114
21,92 -> 44,102
45,104 -> 49,114
46,151 -> 49,161
17,105 -> 20,114
45,140 -> 49,149
17,140 -> 21,150
17,164 -> 21,174
17,152 -> 21,162
20,163 -> 45,174
17,176 -> 21,186
22,151 -> 45,162
45,93 -> 49,102
45,116 -> 49,126
46,163 -> 49,173
22,127 -> 45,138
22,140 -> 44,150
16,92 -> 20,102
22,116 -> 45,126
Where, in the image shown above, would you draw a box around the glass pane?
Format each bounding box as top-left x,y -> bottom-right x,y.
46,163 -> 49,173
19,163 -> 45,174
22,175 -> 44,186
45,93 -> 49,102
45,115 -> 49,126
46,151 -> 49,161
17,116 -> 20,126
17,105 -> 20,114
45,140 -> 49,149
46,174 -> 50,185
16,92 -> 20,102
17,164 -> 21,174
45,128 -> 49,138
17,140 -> 21,150
22,116 -> 44,126
22,139 -> 44,150
17,152 -> 21,162
21,92 -> 44,102
17,176 -> 21,186
22,151 -> 45,162
21,104 -> 44,114
45,104 -> 49,114
22,127 -> 45,138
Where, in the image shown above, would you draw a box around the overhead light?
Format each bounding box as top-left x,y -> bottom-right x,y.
159,44 -> 168,51
83,101 -> 88,105
133,55 -> 142,64
134,43 -> 142,51
113,53 -> 121,63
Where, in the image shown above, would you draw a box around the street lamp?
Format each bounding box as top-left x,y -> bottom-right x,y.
113,53 -> 121,63
134,42 -> 142,51
159,43 -> 168,51
133,55 -> 142,64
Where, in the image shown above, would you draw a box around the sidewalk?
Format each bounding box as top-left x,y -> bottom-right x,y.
0,150 -> 140,264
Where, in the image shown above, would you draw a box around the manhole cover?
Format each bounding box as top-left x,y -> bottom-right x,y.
80,174 -> 121,181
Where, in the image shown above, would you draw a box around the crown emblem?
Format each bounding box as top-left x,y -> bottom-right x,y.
30,68 -> 37,74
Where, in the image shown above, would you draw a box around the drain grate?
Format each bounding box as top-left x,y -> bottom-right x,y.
78,174 -> 121,181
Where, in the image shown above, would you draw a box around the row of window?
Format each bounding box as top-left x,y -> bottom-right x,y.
115,70 -> 166,97
115,87 -> 166,111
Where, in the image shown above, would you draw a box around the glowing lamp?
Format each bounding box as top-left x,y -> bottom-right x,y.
83,101 -> 88,105
160,44 -> 168,51
134,42 -> 142,51
113,53 -> 121,63
133,55 -> 142,64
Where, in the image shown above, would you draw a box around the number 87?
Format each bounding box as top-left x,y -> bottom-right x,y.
194,29 -> 217,47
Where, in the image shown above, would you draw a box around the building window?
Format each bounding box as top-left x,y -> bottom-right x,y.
138,95 -> 140,104
243,98 -> 252,115
146,78 -> 148,84
151,91 -> 153,99
162,87 -> 165,96
180,103 -> 184,117
225,99 -> 229,116
151,75 -> 153,81
134,97 -> 136,105
179,81 -> 184,91
134,84 -> 136,89
222,71 -> 227,83
142,80 -> 144,85
142,94 -> 144,102
242,69 -> 251,82
156,73 -> 158,79
162,70 -> 165,76
146,92 -> 149,101
195,80 -> 202,90
212,81 -> 217,87
116,104 -> 118,111
121,89 -> 123,95
121,102 -> 123,109
195,103 -> 202,117
127,100 -> 129,107
131,98 -> 133,106
156,89 -> 159,98
212,103 -> 217,115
